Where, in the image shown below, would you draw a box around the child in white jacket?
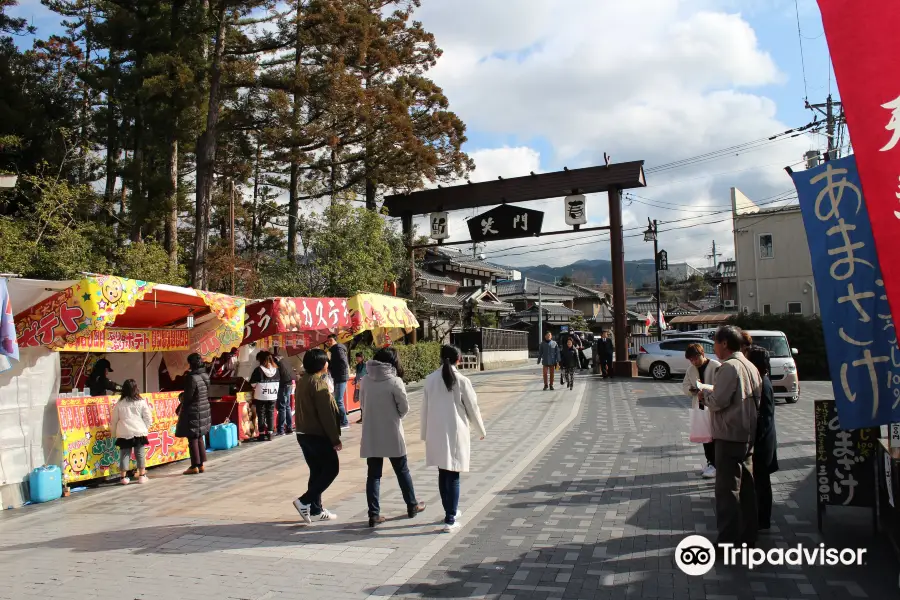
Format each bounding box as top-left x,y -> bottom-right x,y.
110,379 -> 153,485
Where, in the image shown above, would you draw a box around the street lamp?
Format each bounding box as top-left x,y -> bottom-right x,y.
643,219 -> 662,338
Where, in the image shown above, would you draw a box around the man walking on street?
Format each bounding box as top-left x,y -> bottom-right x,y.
325,334 -> 351,429
699,325 -> 762,546
537,331 -> 560,391
597,330 -> 614,378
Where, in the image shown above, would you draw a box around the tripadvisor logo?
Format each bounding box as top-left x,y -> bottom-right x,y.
675,535 -> 867,576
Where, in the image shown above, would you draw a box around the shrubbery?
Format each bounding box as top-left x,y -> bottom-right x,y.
351,341 -> 443,384
726,313 -> 829,380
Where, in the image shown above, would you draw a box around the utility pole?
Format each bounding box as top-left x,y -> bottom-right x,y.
806,95 -> 844,158
230,180 -> 236,296
653,221 -> 661,339
706,240 -> 720,270
538,287 -> 543,345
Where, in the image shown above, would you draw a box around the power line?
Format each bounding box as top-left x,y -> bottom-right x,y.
479,191 -> 799,262
794,0 -> 810,101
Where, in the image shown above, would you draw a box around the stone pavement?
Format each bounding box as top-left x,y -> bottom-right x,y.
0,370 -> 896,600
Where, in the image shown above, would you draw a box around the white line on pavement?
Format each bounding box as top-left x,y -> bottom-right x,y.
366,382 -> 587,599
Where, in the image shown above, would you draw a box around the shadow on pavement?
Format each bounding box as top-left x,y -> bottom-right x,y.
368,469 -> 896,598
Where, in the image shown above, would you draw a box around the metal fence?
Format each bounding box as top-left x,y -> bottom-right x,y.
628,333 -> 660,358
451,328 -> 528,352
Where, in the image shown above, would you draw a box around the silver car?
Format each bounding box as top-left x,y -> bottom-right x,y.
636,338 -> 716,380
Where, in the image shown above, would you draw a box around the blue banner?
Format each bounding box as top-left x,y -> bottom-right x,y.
791,155 -> 900,429
0,278 -> 19,373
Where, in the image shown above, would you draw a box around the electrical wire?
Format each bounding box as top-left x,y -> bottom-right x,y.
795,0 -> 810,101
478,191 -> 799,262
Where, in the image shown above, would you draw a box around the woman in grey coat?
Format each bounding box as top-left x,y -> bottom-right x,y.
360,347 -> 425,527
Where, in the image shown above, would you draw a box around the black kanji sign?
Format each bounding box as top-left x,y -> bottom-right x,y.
466,204 -> 544,243
657,249 -> 668,271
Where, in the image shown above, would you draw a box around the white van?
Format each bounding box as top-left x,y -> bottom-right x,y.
663,327 -> 800,403
745,330 -> 800,404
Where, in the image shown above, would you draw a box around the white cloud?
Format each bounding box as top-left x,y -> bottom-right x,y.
407,0 -> 812,270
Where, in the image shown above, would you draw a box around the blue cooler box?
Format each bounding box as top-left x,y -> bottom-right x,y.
29,465 -> 62,504
209,423 -> 238,450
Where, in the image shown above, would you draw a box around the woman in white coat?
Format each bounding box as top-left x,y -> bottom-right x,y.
359,347 -> 426,528
682,342 -> 720,479
421,345 -> 486,533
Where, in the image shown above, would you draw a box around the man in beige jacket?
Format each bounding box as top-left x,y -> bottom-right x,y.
699,325 -> 762,546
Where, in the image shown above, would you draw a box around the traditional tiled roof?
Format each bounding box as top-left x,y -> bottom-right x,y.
566,283 -> 606,299
495,278 -> 574,299
511,303 -> 581,318
635,301 -> 668,314
423,248 -> 511,275
416,271 -> 458,286
417,291 -> 462,309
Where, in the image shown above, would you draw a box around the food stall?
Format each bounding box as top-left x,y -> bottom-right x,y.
11,275 -> 245,485
220,297 -> 354,437
341,293 -> 419,411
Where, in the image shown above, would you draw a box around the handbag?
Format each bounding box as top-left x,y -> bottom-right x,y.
689,406 -> 713,444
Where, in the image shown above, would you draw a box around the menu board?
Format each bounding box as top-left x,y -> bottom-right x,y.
815,399 -> 879,526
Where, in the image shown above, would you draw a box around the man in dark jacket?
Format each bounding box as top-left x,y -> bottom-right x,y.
274,349 -> 295,435
175,353 -> 211,475
325,334 -> 350,428
597,330 -> 614,378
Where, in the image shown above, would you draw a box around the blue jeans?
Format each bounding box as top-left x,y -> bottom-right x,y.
333,381 -> 349,427
438,469 -> 460,524
366,456 -> 418,518
276,383 -> 292,433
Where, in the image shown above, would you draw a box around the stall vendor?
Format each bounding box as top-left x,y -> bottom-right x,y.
87,357 -> 120,396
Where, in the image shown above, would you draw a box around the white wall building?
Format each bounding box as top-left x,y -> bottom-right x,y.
661,262 -> 704,282
731,187 -> 820,316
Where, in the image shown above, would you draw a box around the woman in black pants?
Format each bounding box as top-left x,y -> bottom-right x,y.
293,348 -> 343,523
175,353 -> 211,475
746,345 -> 779,530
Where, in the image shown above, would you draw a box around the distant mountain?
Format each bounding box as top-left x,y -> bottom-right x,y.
514,259 -> 660,288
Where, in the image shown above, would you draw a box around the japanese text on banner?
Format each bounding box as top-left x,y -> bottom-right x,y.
57,392 -> 188,483
790,155 -> 900,429
815,0 -> 900,338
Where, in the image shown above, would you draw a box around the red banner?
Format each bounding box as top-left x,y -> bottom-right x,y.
242,298 -> 350,346
816,0 -> 900,326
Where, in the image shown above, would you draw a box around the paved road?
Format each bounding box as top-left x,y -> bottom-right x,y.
0,369 -> 896,600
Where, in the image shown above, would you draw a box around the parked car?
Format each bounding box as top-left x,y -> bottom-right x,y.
638,329 -> 800,404
637,338 -> 716,380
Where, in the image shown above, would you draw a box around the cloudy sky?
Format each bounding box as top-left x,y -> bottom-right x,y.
9,0 -> 839,270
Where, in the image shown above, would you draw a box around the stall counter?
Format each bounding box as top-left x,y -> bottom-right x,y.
57,391 -> 189,483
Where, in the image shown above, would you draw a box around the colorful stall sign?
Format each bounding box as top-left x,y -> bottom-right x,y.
790,155 -> 900,429
816,0 -> 900,332
343,293 -> 419,346
57,328 -> 190,353
58,391 -> 188,483
243,297 -> 351,349
0,278 -> 18,373
15,275 -> 154,350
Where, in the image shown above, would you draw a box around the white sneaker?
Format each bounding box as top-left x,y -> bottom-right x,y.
138,475 -> 149,484
120,477 -> 130,485
442,521 -> 461,533
293,499 -> 312,524
702,465 -> 716,479
316,508 -> 337,521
